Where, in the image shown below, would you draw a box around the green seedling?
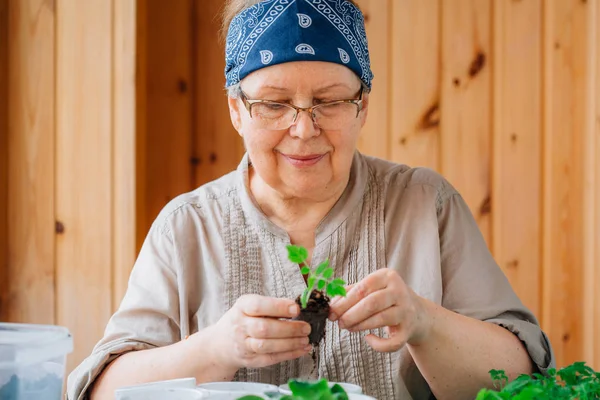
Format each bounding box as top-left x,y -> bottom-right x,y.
476,361 -> 600,399
237,378 -> 350,400
286,245 -> 347,309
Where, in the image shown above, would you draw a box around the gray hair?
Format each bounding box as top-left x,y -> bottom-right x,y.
226,83 -> 243,98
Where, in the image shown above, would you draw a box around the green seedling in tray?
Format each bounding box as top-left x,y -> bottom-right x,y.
476,361 -> 600,399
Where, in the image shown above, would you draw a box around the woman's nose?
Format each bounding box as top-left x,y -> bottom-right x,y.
289,110 -> 320,139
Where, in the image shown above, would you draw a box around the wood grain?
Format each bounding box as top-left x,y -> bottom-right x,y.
595,0 -> 600,369
112,0 -> 137,310
0,0 -> 8,321
141,0 -> 193,237
542,0 -> 589,368
354,0 -> 390,160
390,0 -> 440,170
194,0 -> 244,186
55,0 -> 113,371
492,0 -> 542,318
7,0 -> 55,324
136,0 -> 147,253
440,0 -> 492,246
584,0 -> 600,370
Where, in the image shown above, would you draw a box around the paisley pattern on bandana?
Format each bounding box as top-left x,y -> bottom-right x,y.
224,0 -> 373,89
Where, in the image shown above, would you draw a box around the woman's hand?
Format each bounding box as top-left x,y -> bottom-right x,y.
205,294 -> 313,373
329,269 -> 431,352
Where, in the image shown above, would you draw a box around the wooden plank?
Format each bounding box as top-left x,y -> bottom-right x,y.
6,0 -> 55,324
135,0 -> 147,253
354,0 -> 390,160
584,0 -> 600,370
55,0 -> 113,371
0,0 -> 8,321
112,0 -> 137,309
542,0 -> 590,368
194,0 -> 244,186
140,0 -> 193,237
440,0 -> 492,246
390,0 -> 440,170
592,2 -> 600,371
492,0 -> 542,318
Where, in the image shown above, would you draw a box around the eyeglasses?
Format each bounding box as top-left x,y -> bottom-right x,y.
239,88 -> 364,130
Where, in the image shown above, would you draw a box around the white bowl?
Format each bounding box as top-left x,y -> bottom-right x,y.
197,381 -> 279,395
115,378 -> 201,400
348,394 -> 376,400
115,387 -> 206,400
279,381 -> 363,395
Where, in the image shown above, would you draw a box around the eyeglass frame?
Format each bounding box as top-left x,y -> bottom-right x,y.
238,87 -> 365,129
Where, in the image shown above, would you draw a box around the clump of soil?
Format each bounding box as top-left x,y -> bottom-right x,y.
293,290 -> 330,345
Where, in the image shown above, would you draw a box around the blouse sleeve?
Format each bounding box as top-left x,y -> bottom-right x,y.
437,187 -> 555,374
65,222 -> 181,400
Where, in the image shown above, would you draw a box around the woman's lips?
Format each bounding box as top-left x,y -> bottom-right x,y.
281,153 -> 326,167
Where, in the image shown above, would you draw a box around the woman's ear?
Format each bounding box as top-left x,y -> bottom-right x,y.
228,96 -> 243,135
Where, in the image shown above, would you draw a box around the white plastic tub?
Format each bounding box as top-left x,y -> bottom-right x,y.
0,323 -> 73,400
115,378 -> 205,400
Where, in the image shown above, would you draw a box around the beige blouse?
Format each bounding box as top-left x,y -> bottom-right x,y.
66,152 -> 555,400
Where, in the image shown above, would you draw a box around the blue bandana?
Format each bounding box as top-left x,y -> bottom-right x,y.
224,0 -> 374,89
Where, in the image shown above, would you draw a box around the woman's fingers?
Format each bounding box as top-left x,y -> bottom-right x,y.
246,336 -> 311,354
330,270 -> 391,321
364,333 -> 404,353
237,294 -> 299,318
246,318 -> 311,339
337,289 -> 397,329
330,284 -> 355,306
344,305 -> 401,332
253,347 -> 313,368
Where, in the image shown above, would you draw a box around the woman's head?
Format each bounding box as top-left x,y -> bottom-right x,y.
220,0 -> 362,41
222,0 -> 372,202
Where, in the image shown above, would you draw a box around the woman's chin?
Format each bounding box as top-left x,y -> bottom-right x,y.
282,180 -> 331,200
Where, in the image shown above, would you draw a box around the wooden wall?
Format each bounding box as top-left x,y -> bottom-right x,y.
138,0 -> 600,369
137,0 -> 245,251
0,0 -> 8,316
1,0 -> 598,377
0,0 -> 137,372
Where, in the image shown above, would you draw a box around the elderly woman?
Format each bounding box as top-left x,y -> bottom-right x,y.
67,0 -> 554,399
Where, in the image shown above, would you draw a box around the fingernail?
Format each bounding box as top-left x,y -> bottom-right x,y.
330,313 -> 338,321
303,325 -> 312,335
304,345 -> 313,351
289,305 -> 298,316
338,321 -> 345,329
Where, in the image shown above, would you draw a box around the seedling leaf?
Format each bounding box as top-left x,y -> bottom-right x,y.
300,266 -> 311,275
315,260 -> 330,275
283,379 -> 349,400
476,361 -> 600,399
323,268 -> 334,279
331,285 -> 347,297
318,279 -> 327,290
331,278 -> 346,286
326,284 -> 337,298
287,245 -> 308,264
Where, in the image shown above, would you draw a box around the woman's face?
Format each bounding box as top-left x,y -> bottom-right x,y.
228,61 -> 369,202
